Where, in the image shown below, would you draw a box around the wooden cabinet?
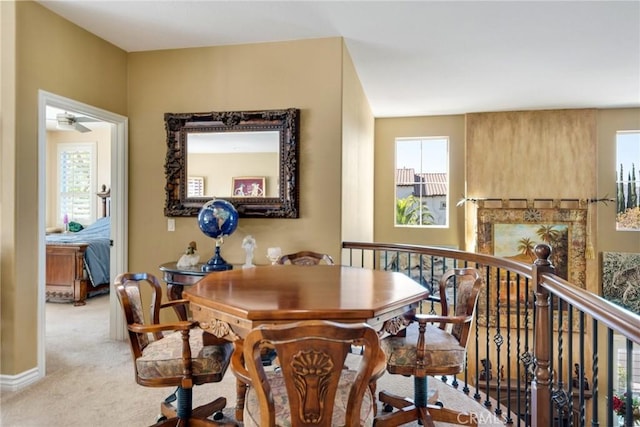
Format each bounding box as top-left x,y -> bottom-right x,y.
46,243 -> 89,305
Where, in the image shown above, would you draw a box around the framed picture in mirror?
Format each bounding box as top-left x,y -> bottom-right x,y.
164,108 -> 299,218
233,176 -> 265,197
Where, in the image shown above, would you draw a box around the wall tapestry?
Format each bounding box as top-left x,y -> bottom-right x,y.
475,200 -> 588,327
602,252 -> 640,315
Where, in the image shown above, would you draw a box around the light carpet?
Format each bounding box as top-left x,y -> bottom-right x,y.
1,294 -> 505,426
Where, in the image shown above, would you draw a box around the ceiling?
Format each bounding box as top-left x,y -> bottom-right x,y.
37,1 -> 640,118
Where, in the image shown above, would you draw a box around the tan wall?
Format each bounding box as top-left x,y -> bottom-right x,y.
126,38 -> 345,277
374,115 -> 466,248
466,109 -> 597,200
188,152 -> 278,198
341,43 -> 375,246
1,1 -> 127,375
1,0 -> 18,380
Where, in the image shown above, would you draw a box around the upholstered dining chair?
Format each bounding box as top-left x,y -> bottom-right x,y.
115,272 -> 234,427
374,267 -> 483,427
231,320 -> 386,427
276,250 -> 335,265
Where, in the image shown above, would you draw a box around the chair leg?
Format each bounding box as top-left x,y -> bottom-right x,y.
157,389 -> 230,426
375,376 -> 477,427
192,396 -> 227,420
235,378 -> 248,422
176,387 -> 192,420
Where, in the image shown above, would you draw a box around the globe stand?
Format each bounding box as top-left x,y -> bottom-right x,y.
202,240 -> 233,272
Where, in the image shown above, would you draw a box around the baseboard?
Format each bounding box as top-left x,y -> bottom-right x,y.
0,367 -> 41,392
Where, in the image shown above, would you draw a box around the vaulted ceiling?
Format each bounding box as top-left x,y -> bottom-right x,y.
37,1 -> 640,117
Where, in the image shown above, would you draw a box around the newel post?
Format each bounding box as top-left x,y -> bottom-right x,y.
531,243 -> 554,427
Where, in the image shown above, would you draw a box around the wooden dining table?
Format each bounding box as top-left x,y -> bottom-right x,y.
183,264 -> 429,421
183,264 -> 430,341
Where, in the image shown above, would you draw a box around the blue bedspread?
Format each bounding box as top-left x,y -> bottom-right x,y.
46,217 -> 111,287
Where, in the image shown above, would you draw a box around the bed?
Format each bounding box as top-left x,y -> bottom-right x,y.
45,188 -> 111,305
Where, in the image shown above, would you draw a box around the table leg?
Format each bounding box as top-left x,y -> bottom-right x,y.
166,283 -> 188,321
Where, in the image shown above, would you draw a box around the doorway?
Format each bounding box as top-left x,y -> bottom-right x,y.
37,90 -> 128,377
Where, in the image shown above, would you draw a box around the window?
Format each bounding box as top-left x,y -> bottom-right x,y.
395,137 -> 449,227
58,142 -> 96,225
616,131 -> 640,231
188,176 -> 204,197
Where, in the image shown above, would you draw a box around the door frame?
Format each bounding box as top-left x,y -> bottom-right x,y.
37,90 -> 128,376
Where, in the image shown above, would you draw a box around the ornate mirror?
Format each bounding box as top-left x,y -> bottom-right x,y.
164,108 -> 299,218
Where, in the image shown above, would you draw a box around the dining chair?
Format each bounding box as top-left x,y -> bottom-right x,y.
115,272 -> 234,426
276,250 -> 335,265
373,267 -> 483,427
231,320 -> 386,427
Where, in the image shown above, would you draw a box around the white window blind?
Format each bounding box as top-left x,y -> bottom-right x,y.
58,143 -> 96,225
188,176 -> 204,197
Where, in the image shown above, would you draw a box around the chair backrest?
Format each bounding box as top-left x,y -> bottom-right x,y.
114,272 -> 165,359
434,267 -> 483,348
276,250 -> 335,265
243,320 -> 381,427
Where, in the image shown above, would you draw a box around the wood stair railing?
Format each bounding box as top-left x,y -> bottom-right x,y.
342,241 -> 640,427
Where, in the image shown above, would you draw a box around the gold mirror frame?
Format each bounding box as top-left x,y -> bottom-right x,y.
164,108 -> 299,218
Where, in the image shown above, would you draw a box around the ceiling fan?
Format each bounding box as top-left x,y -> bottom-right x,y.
54,112 -> 93,133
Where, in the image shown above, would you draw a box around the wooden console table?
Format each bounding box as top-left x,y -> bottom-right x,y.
159,262 -> 210,320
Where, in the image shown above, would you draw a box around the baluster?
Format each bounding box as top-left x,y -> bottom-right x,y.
484,266 -> 492,409
591,318 -> 598,427
504,270 -> 513,423
494,268 -> 503,417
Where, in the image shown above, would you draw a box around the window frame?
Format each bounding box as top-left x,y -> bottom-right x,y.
394,136 -> 449,228
615,130 -> 640,231
57,142 -> 97,226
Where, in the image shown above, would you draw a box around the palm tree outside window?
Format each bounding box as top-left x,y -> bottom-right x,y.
395,137 -> 449,227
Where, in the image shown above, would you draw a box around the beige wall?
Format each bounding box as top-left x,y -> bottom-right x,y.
188,152 -> 278,198
126,38 -> 346,278
374,115 -> 466,248
1,1 -> 127,375
341,43 -> 375,245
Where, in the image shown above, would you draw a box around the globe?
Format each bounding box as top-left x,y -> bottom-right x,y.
198,198 -> 239,239
197,199 -> 239,271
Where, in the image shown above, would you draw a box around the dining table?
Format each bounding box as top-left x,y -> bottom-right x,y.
183,264 -> 429,421
183,264 -> 430,341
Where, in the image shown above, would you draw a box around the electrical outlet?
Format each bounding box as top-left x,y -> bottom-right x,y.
167,218 -> 175,232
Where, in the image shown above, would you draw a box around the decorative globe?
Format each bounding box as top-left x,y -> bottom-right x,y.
197,198 -> 239,239
197,199 -> 239,271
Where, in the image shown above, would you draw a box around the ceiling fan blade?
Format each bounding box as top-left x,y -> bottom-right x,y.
75,123 -> 91,133
74,116 -> 96,123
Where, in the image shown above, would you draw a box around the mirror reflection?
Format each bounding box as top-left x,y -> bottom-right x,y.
164,108 -> 300,218
187,131 -> 280,198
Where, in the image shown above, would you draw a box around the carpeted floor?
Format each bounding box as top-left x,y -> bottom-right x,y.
1,294 -> 506,426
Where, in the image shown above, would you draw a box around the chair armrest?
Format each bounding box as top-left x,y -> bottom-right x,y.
160,298 -> 190,309
425,295 -> 441,303
128,320 -> 194,334
371,346 -> 387,382
229,340 -> 252,385
415,313 -> 471,325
